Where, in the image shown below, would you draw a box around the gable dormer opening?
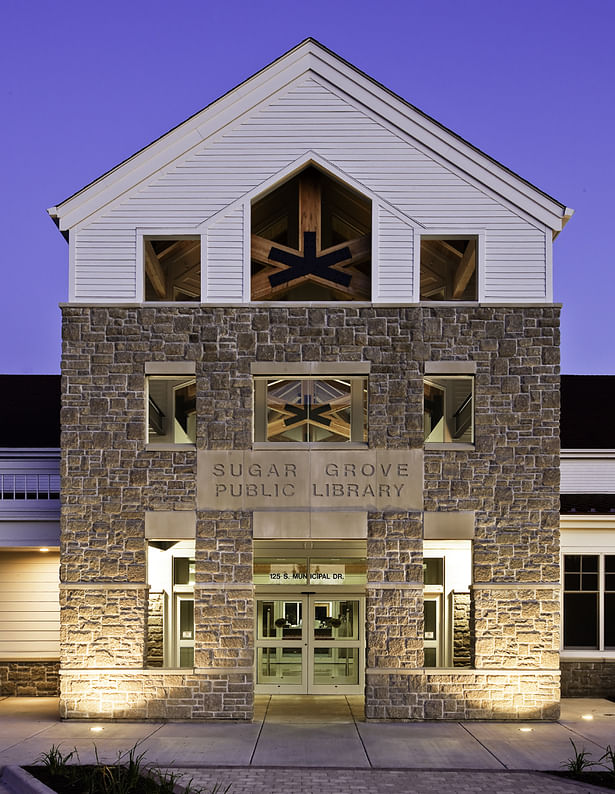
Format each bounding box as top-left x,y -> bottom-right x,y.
420,236 -> 477,301
144,237 -> 201,301
250,166 -> 371,301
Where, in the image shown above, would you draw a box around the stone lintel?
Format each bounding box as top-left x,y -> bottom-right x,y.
253,510 -> 367,539
424,361 -> 477,375
145,361 -> 196,375
424,511 -> 475,539
251,362 -> 371,375
145,510 -> 196,539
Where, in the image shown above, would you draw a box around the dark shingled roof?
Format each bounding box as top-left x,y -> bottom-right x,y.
561,375 -> 615,450
0,375 -> 60,448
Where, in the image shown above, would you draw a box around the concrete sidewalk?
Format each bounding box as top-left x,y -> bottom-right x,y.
1,695 -> 614,792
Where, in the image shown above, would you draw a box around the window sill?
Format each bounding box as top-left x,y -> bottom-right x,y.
252,442 -> 368,450
145,443 -> 196,451
424,442 -> 475,452
560,651 -> 615,659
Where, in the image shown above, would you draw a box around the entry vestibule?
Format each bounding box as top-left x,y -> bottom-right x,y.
253,539 -> 366,695
255,593 -> 365,694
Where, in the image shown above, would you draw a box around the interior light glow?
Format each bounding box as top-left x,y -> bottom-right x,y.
581,714 -> 594,721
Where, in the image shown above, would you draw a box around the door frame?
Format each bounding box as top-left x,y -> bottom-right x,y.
255,589 -> 365,695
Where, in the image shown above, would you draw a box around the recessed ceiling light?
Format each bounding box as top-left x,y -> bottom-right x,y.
582,714 -> 594,721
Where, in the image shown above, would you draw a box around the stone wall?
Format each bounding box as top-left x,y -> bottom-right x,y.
0,661 -> 60,696
365,670 -> 560,720
452,591 -> 471,667
61,303 -> 560,720
61,669 -> 252,719
146,591 -> 165,667
561,660 -> 615,698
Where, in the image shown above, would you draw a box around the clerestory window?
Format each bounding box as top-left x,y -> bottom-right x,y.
420,236 -> 477,301
251,166 -> 371,301
254,376 -> 367,444
144,237 -> 201,302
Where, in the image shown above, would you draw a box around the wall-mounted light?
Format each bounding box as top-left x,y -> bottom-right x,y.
39,547 -> 49,553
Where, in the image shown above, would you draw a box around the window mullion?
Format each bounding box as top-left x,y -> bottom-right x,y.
600,554 -> 605,652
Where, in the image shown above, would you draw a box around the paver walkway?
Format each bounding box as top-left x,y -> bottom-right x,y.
167,768 -> 608,793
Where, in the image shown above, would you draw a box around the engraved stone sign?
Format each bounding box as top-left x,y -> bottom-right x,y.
197,450 -> 423,510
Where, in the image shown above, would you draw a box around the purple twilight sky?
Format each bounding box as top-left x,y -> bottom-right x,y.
1,0 -> 613,374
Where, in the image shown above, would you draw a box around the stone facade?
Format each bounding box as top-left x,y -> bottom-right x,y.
60,303 -> 560,720
0,661 -> 60,697
560,660 -> 615,698
452,591 -> 471,667
146,592 -> 165,667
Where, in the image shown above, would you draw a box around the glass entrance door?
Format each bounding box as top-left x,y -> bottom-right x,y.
255,594 -> 364,694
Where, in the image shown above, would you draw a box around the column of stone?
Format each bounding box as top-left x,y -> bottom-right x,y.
194,511 -> 253,719
364,511 -> 423,719
468,308 -> 561,718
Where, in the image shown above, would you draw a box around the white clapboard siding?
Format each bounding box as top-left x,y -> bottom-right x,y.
205,206 -> 245,301
73,75 -> 548,303
0,551 -> 60,659
376,205 -> 414,301
74,229 -> 137,301
561,457 -> 615,494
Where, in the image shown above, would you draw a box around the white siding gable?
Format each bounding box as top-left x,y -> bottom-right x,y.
375,205 -> 415,302
71,74 -> 551,304
205,206 -> 245,302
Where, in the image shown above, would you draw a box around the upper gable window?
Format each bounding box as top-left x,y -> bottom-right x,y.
420,237 -> 477,301
251,166 -> 371,301
144,238 -> 201,301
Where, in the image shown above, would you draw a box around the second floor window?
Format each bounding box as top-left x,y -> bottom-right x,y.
254,377 -> 367,444
424,376 -> 474,444
147,376 -> 196,445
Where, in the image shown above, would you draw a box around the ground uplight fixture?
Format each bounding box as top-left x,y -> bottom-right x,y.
90,726 -> 104,733
582,714 -> 594,721
519,727 -> 533,732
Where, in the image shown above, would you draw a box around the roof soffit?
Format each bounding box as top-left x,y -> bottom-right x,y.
49,39 -> 569,233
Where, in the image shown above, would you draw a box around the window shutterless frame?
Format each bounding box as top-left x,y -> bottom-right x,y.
253,376 -> 367,444
562,553 -> 615,651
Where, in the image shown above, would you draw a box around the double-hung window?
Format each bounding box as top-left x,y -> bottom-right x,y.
563,554 -> 615,650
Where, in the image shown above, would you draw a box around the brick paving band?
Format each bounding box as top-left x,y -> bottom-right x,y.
174,767 -> 605,793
